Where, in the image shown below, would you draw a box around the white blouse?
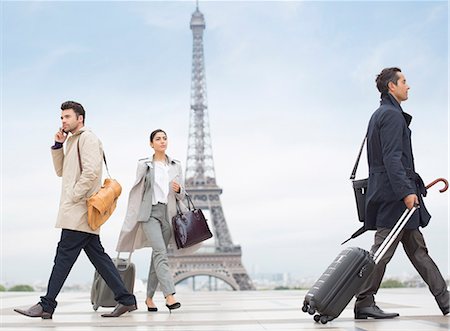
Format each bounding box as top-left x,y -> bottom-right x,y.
152,161 -> 170,205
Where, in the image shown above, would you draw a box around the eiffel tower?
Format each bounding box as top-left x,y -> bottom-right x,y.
168,3 -> 254,291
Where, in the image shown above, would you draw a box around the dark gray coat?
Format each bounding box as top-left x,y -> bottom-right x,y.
364,92 -> 431,230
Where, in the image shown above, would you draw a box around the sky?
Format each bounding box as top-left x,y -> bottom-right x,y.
1,1 -> 449,287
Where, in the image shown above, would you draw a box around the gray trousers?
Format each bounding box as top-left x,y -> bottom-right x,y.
141,203 -> 175,298
355,228 -> 449,311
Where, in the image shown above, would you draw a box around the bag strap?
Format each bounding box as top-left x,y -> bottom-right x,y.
77,134 -> 111,178
185,194 -> 195,210
350,134 -> 367,180
102,154 -> 111,178
77,136 -> 83,172
175,194 -> 196,214
175,199 -> 182,214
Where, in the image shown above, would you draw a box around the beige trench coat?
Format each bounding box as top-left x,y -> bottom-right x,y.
116,156 -> 188,253
51,127 -> 103,235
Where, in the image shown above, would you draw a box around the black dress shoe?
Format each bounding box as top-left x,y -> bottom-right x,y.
101,303 -> 137,317
354,305 -> 399,319
14,303 -> 52,319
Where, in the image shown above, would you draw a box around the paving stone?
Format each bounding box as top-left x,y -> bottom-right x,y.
1,288 -> 448,330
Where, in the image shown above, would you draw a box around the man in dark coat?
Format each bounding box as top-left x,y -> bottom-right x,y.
354,67 -> 449,319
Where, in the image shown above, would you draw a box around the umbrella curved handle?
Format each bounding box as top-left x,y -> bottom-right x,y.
426,178 -> 448,193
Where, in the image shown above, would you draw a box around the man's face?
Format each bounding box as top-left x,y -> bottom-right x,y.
61,109 -> 83,133
389,73 -> 410,103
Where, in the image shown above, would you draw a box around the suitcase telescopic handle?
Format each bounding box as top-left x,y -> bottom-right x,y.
373,206 -> 417,264
426,178 -> 448,193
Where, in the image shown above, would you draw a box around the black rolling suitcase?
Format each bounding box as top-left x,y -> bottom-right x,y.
90,253 -> 135,311
302,207 -> 417,324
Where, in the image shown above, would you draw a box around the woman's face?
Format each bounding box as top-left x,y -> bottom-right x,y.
150,131 -> 168,153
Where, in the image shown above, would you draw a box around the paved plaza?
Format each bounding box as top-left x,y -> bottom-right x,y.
1,288 -> 448,331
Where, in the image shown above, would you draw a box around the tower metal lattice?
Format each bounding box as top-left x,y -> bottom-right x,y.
168,3 -> 254,291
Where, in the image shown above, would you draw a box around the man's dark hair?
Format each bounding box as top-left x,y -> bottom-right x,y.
376,67 -> 401,94
150,129 -> 167,142
61,101 -> 85,123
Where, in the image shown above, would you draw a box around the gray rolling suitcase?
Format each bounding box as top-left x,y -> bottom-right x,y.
90,253 -> 135,311
302,207 -> 417,324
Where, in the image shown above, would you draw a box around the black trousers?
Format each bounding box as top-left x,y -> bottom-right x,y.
39,229 -> 136,313
355,228 -> 449,311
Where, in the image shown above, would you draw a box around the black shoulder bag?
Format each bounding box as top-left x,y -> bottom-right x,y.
341,135 -> 369,245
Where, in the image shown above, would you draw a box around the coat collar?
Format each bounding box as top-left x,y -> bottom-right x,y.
70,126 -> 90,138
381,92 -> 412,127
139,155 -> 178,168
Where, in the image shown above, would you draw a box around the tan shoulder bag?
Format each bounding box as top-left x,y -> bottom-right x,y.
77,137 -> 122,230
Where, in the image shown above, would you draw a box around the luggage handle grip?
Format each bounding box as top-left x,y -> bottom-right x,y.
115,252 -> 132,267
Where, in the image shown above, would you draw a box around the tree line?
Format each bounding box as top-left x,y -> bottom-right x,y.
0,284 -> 34,292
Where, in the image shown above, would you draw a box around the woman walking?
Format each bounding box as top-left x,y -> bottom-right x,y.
116,129 -> 185,312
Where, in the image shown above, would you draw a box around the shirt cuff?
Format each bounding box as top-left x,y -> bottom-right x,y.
51,141 -> 63,150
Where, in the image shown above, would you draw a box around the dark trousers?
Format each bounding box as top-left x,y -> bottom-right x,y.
40,229 -> 136,313
355,228 -> 449,311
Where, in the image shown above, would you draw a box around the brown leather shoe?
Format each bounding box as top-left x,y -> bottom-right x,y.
14,303 -> 52,319
101,303 -> 137,317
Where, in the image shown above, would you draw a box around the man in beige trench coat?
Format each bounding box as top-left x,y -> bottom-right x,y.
14,101 -> 137,319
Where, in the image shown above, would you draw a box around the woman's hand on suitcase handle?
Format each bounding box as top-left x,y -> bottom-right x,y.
403,194 -> 418,210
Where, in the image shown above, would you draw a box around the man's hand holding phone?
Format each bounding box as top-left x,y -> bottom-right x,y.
55,128 -> 68,144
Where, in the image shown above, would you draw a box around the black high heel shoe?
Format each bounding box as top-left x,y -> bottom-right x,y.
166,302 -> 181,313
145,299 -> 158,312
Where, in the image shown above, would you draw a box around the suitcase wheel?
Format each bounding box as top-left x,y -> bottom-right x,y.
313,314 -> 331,324
93,304 -> 99,311
308,307 -> 316,315
301,303 -> 308,313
